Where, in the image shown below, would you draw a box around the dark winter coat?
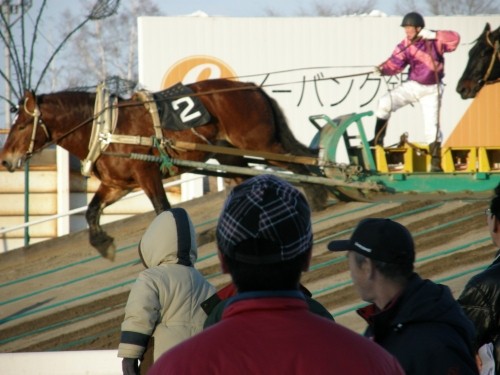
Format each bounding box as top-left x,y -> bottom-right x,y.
458,252 -> 500,373
358,273 -> 478,375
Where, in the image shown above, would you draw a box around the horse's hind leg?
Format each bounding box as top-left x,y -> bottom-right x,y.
214,141 -> 249,189
136,168 -> 171,214
86,184 -> 131,261
287,163 -> 329,211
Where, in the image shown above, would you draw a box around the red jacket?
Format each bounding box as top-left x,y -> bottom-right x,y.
149,292 -> 404,374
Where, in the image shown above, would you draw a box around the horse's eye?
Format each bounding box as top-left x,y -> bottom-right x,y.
14,116 -> 29,130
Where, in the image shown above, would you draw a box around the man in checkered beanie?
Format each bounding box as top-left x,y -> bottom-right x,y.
149,174 -> 404,375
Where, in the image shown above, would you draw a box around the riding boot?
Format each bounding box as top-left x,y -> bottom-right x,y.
429,142 -> 443,172
368,118 -> 388,147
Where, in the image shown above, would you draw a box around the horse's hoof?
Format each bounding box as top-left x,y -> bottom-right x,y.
101,243 -> 116,261
90,233 -> 116,261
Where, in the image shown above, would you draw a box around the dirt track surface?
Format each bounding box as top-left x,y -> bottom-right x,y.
0,189 -> 496,352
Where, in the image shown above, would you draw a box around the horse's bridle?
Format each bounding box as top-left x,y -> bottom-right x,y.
24,95 -> 50,157
480,31 -> 500,85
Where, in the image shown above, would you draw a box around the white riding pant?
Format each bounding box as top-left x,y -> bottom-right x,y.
375,80 -> 443,144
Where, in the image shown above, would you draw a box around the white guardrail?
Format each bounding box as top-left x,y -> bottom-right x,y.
0,174 -> 208,236
0,350 -> 122,375
0,146 -> 224,251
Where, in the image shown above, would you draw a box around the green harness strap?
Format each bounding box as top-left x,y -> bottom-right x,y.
153,137 -> 177,175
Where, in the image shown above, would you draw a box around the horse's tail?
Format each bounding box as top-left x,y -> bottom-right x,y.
262,90 -> 318,158
260,88 -> 329,211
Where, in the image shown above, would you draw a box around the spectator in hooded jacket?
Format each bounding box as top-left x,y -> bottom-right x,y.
458,183 -> 500,374
328,218 -> 479,375
149,174 -> 404,375
117,208 -> 215,375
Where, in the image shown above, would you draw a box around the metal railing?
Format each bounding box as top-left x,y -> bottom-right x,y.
0,174 -> 211,251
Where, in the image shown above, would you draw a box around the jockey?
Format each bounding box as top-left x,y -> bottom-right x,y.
371,11 -> 460,172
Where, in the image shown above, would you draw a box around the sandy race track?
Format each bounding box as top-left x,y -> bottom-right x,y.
0,189 -> 496,353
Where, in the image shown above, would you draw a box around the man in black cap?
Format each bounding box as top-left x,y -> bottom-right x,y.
328,218 -> 479,375
149,175 -> 404,375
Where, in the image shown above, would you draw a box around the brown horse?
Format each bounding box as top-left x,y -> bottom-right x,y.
0,79 -> 325,260
456,23 -> 500,99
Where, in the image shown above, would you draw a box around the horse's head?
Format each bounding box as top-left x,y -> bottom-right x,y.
456,23 -> 500,99
0,90 -> 51,172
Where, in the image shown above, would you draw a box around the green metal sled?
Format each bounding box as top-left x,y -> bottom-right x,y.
309,111 -> 500,202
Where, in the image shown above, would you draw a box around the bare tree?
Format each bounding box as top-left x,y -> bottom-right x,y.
57,0 -> 161,96
396,0 -> 500,15
339,0 -> 377,15
394,0 -> 418,15
263,7 -> 281,17
0,0 -> 119,109
297,2 -> 336,16
266,0 -> 376,16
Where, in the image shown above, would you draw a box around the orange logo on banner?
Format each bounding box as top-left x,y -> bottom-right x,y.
161,55 -> 238,89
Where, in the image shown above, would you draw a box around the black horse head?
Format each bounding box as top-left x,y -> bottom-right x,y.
456,23 -> 500,99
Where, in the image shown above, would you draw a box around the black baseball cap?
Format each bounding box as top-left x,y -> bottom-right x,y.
327,218 -> 415,265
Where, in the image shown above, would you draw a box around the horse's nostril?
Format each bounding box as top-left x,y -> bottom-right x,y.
1,160 -> 11,170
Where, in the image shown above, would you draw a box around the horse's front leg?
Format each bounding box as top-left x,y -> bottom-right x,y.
86,184 -> 130,261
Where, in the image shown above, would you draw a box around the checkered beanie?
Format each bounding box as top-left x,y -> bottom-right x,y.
216,175 -> 312,264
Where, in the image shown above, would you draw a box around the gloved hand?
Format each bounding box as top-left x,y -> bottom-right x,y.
418,28 -> 437,40
372,66 -> 382,76
122,358 -> 139,375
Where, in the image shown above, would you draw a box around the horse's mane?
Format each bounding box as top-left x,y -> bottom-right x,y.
35,90 -> 97,118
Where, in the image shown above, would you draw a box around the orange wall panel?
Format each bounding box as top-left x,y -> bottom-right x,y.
445,84 -> 500,147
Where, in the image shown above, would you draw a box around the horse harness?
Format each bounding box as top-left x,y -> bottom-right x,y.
81,83 -> 119,176
23,96 -> 50,158
83,84 -> 212,176
20,84 -> 213,177
481,31 -> 500,85
78,86 -> 175,176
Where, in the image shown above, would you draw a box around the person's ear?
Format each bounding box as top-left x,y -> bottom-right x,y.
217,250 -> 230,274
491,216 -> 500,248
362,258 -> 376,280
301,248 -> 313,272
493,216 -> 500,233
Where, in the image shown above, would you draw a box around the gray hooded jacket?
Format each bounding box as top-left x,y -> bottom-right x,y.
117,208 -> 215,361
